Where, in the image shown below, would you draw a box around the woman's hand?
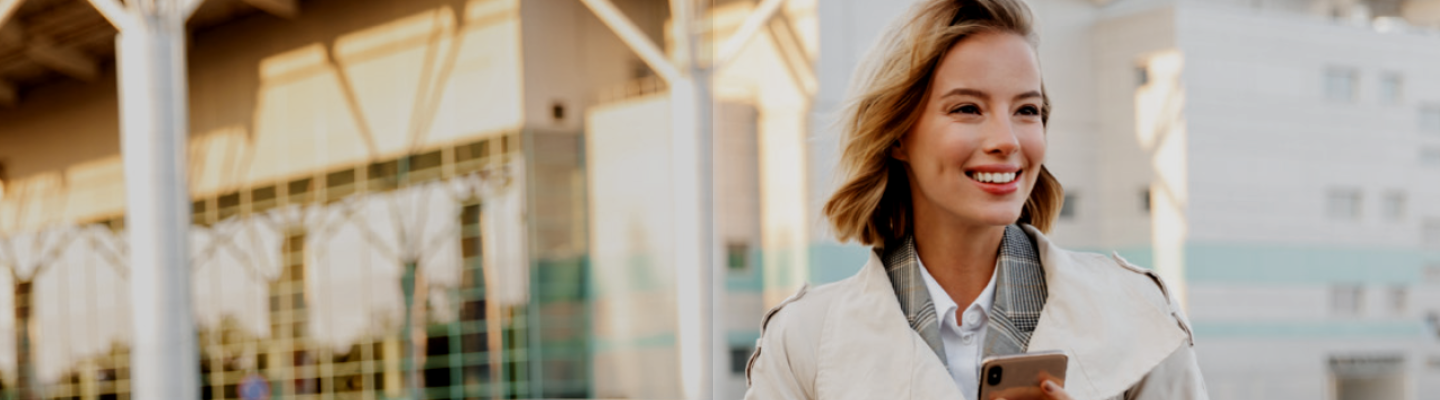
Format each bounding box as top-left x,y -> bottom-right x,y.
990,371 -> 1073,400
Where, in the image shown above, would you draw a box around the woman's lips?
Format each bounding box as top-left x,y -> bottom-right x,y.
966,169 -> 1021,195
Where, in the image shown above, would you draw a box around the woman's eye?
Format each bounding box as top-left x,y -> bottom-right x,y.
950,104 -> 981,115
1017,105 -> 1040,116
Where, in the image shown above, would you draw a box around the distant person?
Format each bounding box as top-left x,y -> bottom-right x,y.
743,0 -> 1207,399
238,371 -> 270,400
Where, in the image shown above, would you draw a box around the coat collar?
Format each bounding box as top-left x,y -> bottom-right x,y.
1021,224 -> 1188,399
881,225 -> 1048,367
830,224 -> 1187,400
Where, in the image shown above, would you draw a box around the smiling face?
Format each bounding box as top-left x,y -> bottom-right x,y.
893,31 -> 1046,230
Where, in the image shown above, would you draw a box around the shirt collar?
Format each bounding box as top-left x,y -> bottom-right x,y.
916,254 -> 999,329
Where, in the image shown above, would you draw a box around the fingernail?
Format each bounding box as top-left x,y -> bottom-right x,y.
1043,380 -> 1059,392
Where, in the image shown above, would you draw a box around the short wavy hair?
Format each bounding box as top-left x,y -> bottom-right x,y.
822,0 -> 1064,247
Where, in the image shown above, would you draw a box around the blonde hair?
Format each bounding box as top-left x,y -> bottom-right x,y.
822,0 -> 1064,247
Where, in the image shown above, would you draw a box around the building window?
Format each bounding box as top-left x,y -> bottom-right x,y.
727,242 -> 750,272
1324,67 -> 1357,102
730,346 -> 754,375
1421,147 -> 1440,167
1330,354 -> 1404,400
1382,192 -> 1405,221
1389,286 -> 1407,314
1424,219 -> 1440,251
1140,188 -> 1152,213
1422,106 -> 1440,134
1326,189 -> 1362,220
1060,193 -> 1077,220
1379,73 -> 1402,105
1331,284 -> 1363,316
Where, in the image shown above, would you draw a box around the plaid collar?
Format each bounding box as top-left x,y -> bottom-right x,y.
882,224 -> 1049,365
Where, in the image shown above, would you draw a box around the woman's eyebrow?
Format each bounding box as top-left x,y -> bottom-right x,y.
939,88 -> 1042,102
939,88 -> 988,100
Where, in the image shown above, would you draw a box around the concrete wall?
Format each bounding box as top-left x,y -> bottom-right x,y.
584,94 -> 681,399
1171,4 -> 1440,399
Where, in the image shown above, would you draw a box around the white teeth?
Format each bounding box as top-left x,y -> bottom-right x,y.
972,171 -> 1017,183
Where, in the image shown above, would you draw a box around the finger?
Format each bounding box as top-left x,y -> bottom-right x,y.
992,387 -> 1046,400
1042,380 -> 1074,400
1036,371 -> 1065,388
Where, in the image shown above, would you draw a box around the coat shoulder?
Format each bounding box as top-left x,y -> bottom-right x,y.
1058,248 -> 1196,346
744,272 -> 858,390
757,273 -> 857,340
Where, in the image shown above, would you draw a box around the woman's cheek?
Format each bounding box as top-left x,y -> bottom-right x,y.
1021,129 -> 1047,164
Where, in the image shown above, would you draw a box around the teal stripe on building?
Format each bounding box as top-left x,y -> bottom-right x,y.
1192,321 -> 1426,339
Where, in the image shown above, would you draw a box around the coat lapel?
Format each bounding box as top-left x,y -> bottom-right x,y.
882,237 -> 948,366
1023,225 -> 1189,400
982,225 -> 1049,358
816,249 -> 961,399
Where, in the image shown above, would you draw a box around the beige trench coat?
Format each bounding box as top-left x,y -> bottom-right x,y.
744,225 -> 1208,400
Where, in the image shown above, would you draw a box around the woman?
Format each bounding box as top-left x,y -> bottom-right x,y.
743,0 -> 1208,399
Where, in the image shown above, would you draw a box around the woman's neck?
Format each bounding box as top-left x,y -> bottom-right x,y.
912,217 -> 1006,318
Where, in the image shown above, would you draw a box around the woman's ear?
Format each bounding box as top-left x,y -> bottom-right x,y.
890,138 -> 909,162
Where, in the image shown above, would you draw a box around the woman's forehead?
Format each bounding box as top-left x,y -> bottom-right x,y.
931,32 -> 1042,97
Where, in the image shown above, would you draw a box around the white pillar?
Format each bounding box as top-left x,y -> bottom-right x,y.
669,0 -> 715,397
116,10 -> 198,400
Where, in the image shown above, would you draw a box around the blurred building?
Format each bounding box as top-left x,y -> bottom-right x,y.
3,0 -> 1440,399
0,0 -> 587,398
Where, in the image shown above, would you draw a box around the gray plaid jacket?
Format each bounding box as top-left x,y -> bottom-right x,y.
882,224 -> 1047,368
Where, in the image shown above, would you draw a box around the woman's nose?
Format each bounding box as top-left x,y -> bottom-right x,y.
981,118 -> 1020,155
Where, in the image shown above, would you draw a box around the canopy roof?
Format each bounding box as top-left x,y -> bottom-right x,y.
0,0 -> 298,106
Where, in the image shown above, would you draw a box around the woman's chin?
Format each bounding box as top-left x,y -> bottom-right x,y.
954,207 -> 1024,227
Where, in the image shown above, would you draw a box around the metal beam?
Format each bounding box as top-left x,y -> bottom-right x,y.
182,0 -> 207,19
85,0 -> 135,31
241,0 -> 297,18
716,0 -> 785,69
26,36 -> 99,81
579,0 -> 681,84
0,22 -> 19,48
0,0 -> 23,30
0,80 -> 16,106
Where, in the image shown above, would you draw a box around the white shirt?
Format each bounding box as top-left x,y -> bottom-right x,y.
917,256 -> 999,400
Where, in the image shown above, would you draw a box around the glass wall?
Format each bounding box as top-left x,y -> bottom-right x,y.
0,132 -> 590,400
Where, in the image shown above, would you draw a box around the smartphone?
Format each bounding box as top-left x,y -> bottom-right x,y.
977,351 -> 1068,400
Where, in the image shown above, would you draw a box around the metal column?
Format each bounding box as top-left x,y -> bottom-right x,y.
87,0 -> 203,398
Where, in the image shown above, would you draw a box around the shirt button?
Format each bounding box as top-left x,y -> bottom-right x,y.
964,311 -> 980,326
961,333 -> 974,344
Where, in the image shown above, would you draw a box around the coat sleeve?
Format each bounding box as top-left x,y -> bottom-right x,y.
745,285 -> 817,400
